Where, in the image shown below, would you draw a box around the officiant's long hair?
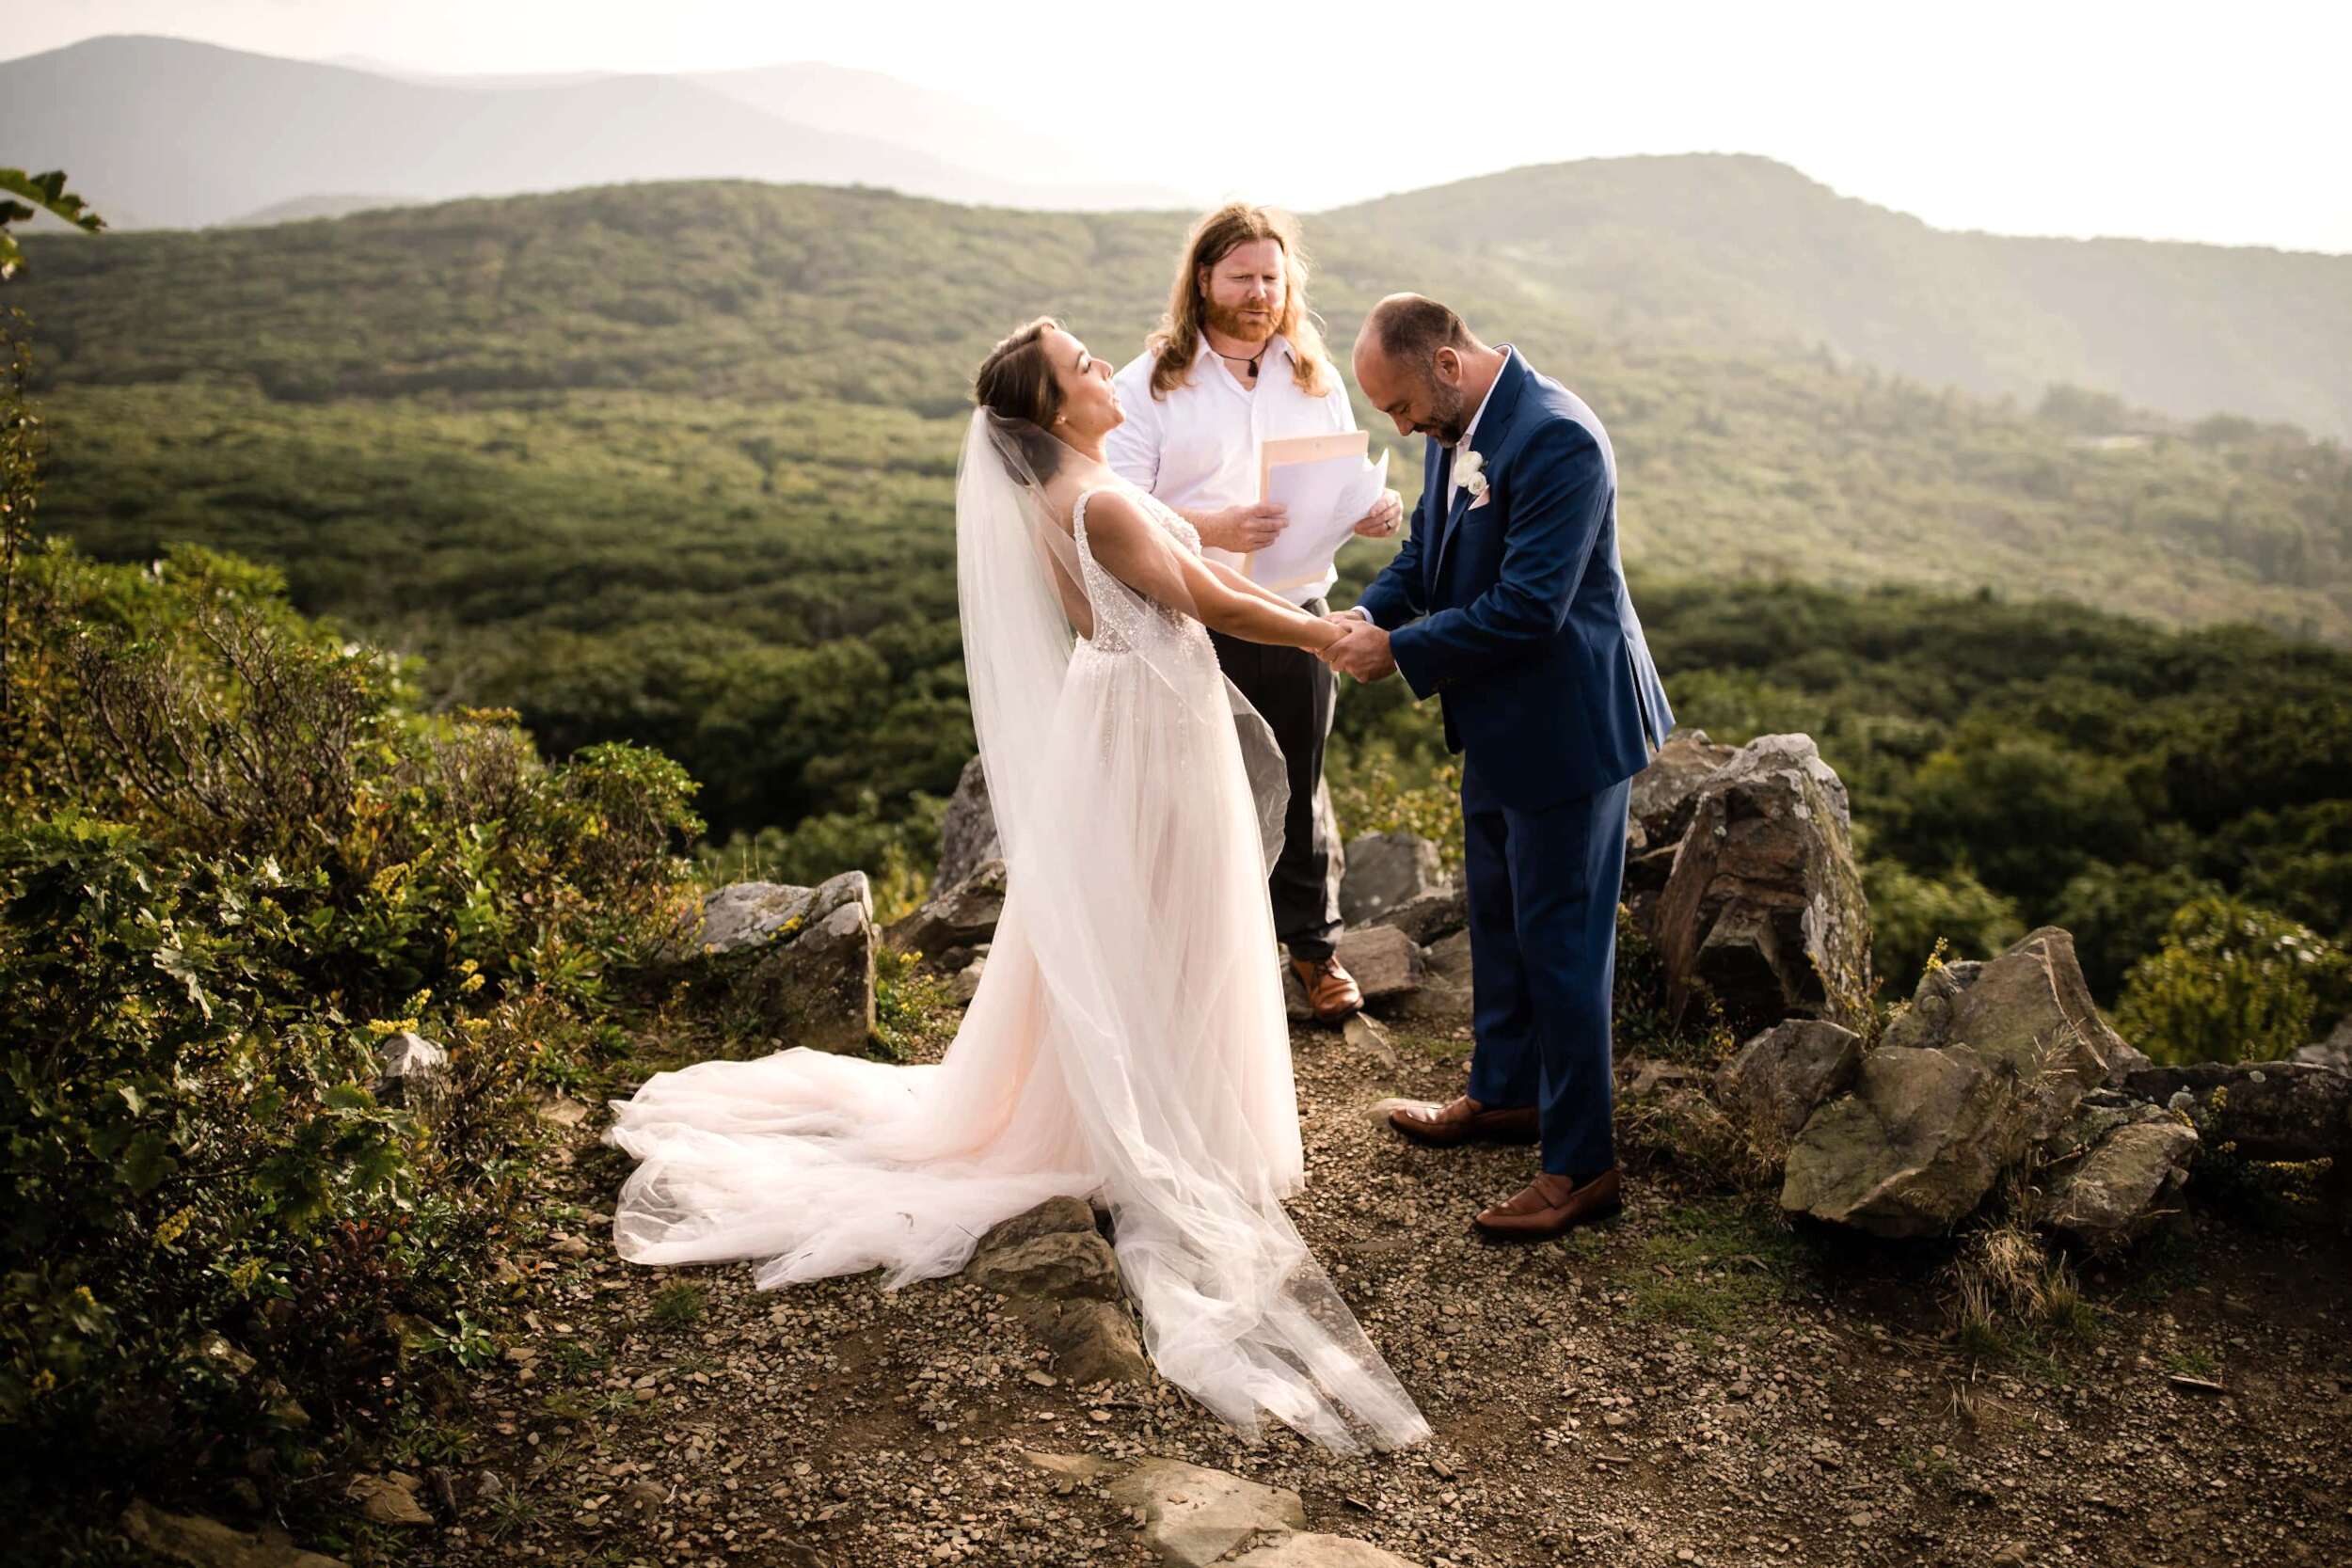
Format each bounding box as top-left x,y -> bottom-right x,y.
1145,203 -> 1332,401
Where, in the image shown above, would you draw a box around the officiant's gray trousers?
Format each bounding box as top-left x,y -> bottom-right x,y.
1209,600 -> 1344,963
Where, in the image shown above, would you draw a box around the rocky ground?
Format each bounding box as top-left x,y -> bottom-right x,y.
336,1005 -> 2352,1568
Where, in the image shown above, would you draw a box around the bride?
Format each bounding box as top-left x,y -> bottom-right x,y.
607,318 -> 1429,1454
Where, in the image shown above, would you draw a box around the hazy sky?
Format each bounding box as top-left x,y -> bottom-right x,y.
17,0 -> 2352,252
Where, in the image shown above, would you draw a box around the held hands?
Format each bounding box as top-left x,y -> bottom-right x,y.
1351,488 -> 1405,538
1316,610 -> 1397,683
1202,501 -> 1289,553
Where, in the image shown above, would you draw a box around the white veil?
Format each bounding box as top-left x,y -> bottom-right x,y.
956,409 -> 1289,875
952,409 -> 1429,1453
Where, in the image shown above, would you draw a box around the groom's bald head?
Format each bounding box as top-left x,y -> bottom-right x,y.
1359,294 -> 1474,365
1354,293 -> 1496,446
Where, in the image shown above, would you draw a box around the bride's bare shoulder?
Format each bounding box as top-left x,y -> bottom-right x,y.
1061,479 -> 1148,536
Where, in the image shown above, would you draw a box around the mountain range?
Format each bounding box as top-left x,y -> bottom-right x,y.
0,35 -> 1191,229
8,34 -> 2350,439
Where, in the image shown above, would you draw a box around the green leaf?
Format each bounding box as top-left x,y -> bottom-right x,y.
0,168 -> 106,234
123,1130 -> 177,1194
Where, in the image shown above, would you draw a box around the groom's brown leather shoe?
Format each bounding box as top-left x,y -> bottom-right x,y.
1388,1096 -> 1539,1148
1292,954 -> 1363,1022
1471,1167 -> 1624,1243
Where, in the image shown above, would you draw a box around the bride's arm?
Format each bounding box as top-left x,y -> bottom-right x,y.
1080,491 -> 1342,654
1200,557 -> 1316,617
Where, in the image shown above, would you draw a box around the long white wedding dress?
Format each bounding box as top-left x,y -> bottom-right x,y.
607,413 -> 1428,1453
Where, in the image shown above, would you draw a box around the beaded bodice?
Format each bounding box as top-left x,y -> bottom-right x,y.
1071,485 -> 1207,655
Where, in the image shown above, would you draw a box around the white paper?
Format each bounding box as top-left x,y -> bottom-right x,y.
1248,448 -> 1390,591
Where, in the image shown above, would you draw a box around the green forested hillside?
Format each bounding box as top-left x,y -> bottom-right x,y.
9,179 -> 2352,1020
1325,154 -> 2352,439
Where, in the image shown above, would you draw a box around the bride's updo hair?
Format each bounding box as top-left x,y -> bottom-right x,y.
975,316 -> 1068,480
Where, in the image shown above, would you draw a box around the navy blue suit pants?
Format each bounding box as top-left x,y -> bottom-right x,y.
1460,761 -> 1629,1180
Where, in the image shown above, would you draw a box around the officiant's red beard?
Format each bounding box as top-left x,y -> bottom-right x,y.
1205,297 -> 1279,345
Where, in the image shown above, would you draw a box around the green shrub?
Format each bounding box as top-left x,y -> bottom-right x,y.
0,390 -> 704,1536
1864,857 -> 2026,997
2115,896 -> 2350,1064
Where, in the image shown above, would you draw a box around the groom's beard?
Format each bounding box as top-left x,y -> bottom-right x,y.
1204,298 -> 1279,346
1424,382 -> 1472,447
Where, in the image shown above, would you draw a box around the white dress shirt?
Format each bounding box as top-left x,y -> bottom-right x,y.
1354,347 -> 1513,630
1104,333 -> 1357,606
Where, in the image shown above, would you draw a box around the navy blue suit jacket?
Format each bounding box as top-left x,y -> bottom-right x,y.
1356,348 -> 1674,813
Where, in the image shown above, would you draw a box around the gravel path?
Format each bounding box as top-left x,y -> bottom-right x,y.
408,1012 -> 2352,1568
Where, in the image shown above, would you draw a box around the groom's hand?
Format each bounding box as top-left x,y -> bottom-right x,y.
1320,619 -> 1397,682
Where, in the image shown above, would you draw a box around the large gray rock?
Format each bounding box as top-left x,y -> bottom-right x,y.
698,880 -> 826,957
2043,1101 -> 2199,1244
1780,1045 -> 2020,1238
934,757 -> 1000,895
1337,924 -> 1424,1004
889,858 -> 1008,958
374,1032 -> 450,1121
1340,832 -> 1446,928
1883,930 -> 2123,1144
1033,1297 -> 1150,1385
1373,884 -> 1470,946
1107,1459 -> 1306,1568
1714,1020 -> 1864,1149
2120,1060 -> 2352,1163
718,873 -> 878,1054
1652,735 -> 1873,1035
968,1198 -> 1147,1383
968,1229 -> 1122,1302
1380,929 -> 1473,1024
119,1500 -> 350,1568
1629,726 -> 1738,847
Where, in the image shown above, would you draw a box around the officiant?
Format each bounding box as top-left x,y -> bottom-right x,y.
1105,203 -> 1404,1022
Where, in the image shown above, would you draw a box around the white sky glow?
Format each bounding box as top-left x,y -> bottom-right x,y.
13,0 -> 2350,252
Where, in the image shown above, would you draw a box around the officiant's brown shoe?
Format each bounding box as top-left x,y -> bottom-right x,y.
1388,1096 -> 1539,1148
1471,1167 -> 1624,1243
1292,954 -> 1363,1022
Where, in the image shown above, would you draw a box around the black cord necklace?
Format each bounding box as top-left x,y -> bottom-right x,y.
1212,343 -> 1264,379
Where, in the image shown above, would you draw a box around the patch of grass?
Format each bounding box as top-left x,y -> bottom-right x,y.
1896,1443 -> 1958,1485
1624,1198 -> 1802,1333
1944,1222 -> 2103,1377
872,945 -> 962,1061
2163,1344 -> 2221,1380
482,1488 -> 539,1543
650,1282 -> 707,1330
548,1338 -> 608,1383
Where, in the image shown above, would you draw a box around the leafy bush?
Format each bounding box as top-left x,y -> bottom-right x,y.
1864,857 -> 2025,997
2114,896 -> 2350,1065
0,313 -> 705,1539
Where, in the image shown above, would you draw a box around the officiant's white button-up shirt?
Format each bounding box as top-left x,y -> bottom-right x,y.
1104,334 -> 1356,607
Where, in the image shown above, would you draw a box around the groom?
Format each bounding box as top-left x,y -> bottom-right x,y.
1322,295 -> 1673,1242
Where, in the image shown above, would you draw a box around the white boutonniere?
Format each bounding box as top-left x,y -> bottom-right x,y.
1454,449 -> 1487,500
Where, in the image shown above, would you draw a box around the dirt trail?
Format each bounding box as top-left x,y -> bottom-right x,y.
414,1019 -> 2352,1568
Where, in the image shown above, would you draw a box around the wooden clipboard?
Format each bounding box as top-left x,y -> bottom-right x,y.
1242,430 -> 1371,582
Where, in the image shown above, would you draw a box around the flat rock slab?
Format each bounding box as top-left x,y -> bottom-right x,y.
1107,1458 -> 1307,1568
1228,1533 -> 1420,1568
119,1500 -> 350,1568
2046,1109 -> 2199,1243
